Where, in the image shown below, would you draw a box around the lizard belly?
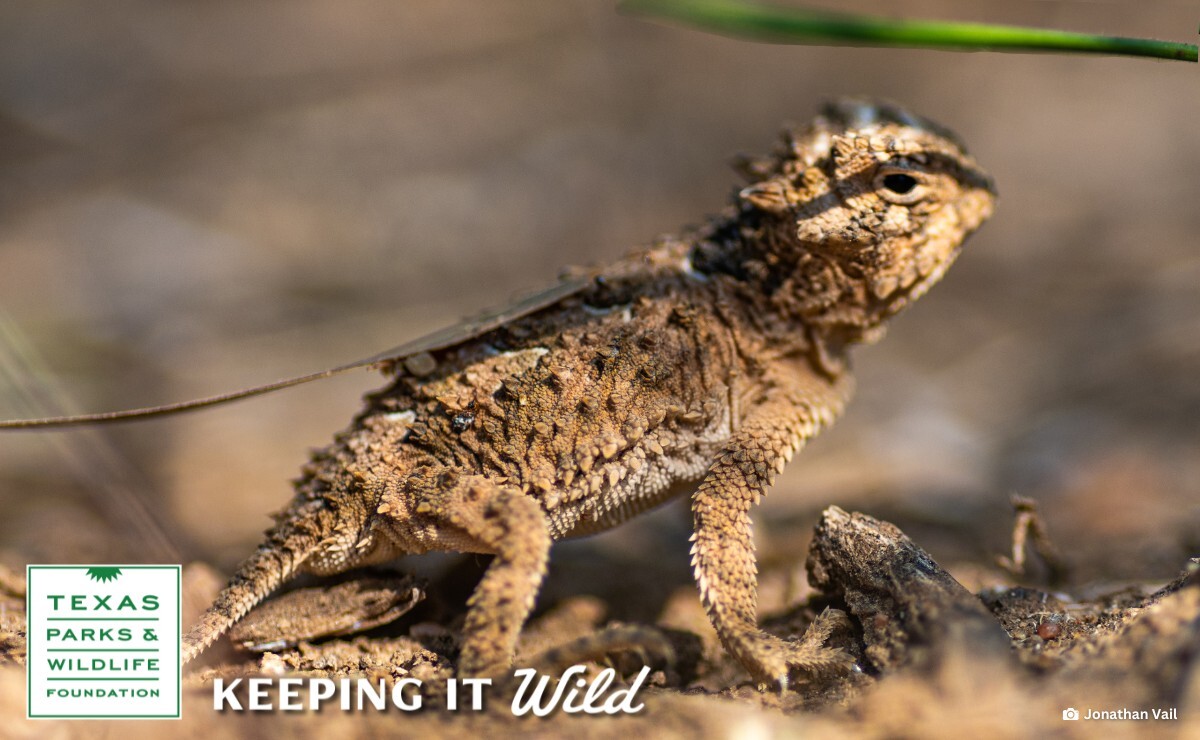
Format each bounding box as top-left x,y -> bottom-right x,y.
546,413 -> 732,540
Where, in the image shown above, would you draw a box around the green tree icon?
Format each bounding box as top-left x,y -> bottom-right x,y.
86,567 -> 122,582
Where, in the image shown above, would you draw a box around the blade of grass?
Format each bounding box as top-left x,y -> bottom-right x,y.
621,0 -> 1197,63
0,311 -> 188,564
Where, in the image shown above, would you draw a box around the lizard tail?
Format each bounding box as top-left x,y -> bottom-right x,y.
183,524 -> 321,664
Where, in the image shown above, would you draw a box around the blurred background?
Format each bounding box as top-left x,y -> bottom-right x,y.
0,1 -> 1197,601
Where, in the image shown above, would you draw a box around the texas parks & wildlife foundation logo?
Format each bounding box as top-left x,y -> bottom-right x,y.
26,565 -> 182,719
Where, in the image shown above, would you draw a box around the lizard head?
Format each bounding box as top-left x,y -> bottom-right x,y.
736,99 -> 996,340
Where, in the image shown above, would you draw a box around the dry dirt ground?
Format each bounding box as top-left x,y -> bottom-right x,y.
1,2 -> 1198,738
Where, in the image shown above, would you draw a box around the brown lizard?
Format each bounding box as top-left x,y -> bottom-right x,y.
3,99 -> 995,688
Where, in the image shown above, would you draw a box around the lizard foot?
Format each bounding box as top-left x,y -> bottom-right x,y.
526,624 -> 675,675
732,608 -> 856,692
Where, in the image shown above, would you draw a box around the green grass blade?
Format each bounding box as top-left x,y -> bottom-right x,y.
621,0 -> 1198,63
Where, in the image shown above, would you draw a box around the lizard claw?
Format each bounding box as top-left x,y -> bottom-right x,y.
738,609 -> 857,692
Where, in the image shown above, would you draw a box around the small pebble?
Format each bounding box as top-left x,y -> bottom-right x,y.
261,652 -> 289,675
1036,620 -> 1063,640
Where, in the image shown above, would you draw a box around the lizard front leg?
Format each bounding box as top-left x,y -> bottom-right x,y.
690,367 -> 855,689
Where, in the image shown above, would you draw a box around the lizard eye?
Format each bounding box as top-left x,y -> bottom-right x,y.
875,169 -> 926,204
883,173 -> 917,194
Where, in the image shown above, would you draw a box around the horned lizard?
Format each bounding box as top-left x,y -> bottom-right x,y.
43,100 -> 1002,687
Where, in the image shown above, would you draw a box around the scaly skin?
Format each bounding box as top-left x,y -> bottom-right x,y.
182,99 -> 995,687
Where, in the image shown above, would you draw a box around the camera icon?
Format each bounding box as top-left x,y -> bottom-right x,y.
1062,708 -> 1080,721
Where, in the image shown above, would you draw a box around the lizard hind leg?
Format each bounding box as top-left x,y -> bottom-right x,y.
401,476 -> 552,678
